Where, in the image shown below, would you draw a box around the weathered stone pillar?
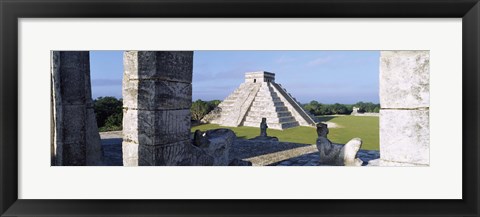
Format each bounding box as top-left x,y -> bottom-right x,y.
122,51 -> 194,166
51,51 -> 103,166
379,51 -> 430,166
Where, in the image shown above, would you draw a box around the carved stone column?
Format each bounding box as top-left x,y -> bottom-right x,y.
379,51 -> 430,166
122,51 -> 194,166
51,51 -> 103,166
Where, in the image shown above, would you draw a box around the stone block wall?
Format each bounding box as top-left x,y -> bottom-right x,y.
51,51 -> 103,166
122,51 -> 194,166
244,71 -> 275,83
379,51 -> 430,166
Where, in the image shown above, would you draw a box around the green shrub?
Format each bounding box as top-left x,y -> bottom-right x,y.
93,96 -> 123,132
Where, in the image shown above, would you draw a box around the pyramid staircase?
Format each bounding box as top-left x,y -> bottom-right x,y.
203,71 -> 317,130
241,83 -> 299,129
209,83 -> 260,126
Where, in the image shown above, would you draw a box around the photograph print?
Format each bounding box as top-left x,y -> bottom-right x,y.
51,50 -> 429,166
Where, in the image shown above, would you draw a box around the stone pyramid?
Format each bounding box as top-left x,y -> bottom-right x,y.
202,71 -> 317,130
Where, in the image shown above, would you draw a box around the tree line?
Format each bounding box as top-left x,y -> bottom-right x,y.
303,101 -> 380,115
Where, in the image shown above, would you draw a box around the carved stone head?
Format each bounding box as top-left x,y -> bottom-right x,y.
193,130 -> 210,148
316,123 -> 329,137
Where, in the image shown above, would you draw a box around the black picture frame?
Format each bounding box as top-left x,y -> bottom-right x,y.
1,0 -> 479,216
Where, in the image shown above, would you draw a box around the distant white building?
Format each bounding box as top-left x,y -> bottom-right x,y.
351,106 -> 361,115
351,106 -> 380,117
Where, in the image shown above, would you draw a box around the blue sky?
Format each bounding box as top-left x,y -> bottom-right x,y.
90,51 -> 380,104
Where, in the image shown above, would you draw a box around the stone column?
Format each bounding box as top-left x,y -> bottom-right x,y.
122,51 -> 194,166
51,51 -> 103,166
379,51 -> 430,166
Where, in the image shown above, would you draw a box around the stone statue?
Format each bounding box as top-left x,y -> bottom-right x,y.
316,123 -> 363,166
193,130 -> 210,148
249,117 -> 278,142
191,129 -> 237,166
260,118 -> 268,137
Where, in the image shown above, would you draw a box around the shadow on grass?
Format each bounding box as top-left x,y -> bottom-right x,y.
315,115 -> 336,122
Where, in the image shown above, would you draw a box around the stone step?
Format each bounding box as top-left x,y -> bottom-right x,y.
230,92 -> 246,97
256,91 -> 278,97
225,95 -> 238,100
255,88 -> 276,93
273,121 -> 300,129
224,95 -> 241,101
221,100 -> 236,105
244,110 -> 292,118
232,88 -> 250,94
219,102 -> 236,107
219,107 -> 234,112
220,108 -> 239,114
252,101 -> 284,107
248,106 -> 285,113
242,120 -> 299,130
249,106 -> 289,115
258,87 -> 272,92
249,105 -> 289,112
244,116 -> 296,123
253,96 -> 281,102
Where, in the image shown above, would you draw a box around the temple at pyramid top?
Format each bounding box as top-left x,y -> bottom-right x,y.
202,71 -> 317,130
245,71 -> 275,83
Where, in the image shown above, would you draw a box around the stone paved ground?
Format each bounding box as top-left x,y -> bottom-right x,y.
271,149 -> 380,166
232,139 -> 380,166
100,131 -> 123,166
100,131 -> 380,166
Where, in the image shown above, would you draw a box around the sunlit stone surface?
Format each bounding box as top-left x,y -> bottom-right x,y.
379,51 -> 430,166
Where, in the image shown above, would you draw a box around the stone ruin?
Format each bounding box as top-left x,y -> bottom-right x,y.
50,50 -> 430,167
315,123 -> 363,166
51,52 -> 103,166
202,71 -> 317,130
250,117 -> 278,142
121,51 -> 196,166
51,51 -> 239,166
351,107 -> 360,115
379,51 -> 429,166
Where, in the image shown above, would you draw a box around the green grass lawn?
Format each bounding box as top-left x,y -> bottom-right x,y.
191,115 -> 379,150
317,115 -> 379,150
